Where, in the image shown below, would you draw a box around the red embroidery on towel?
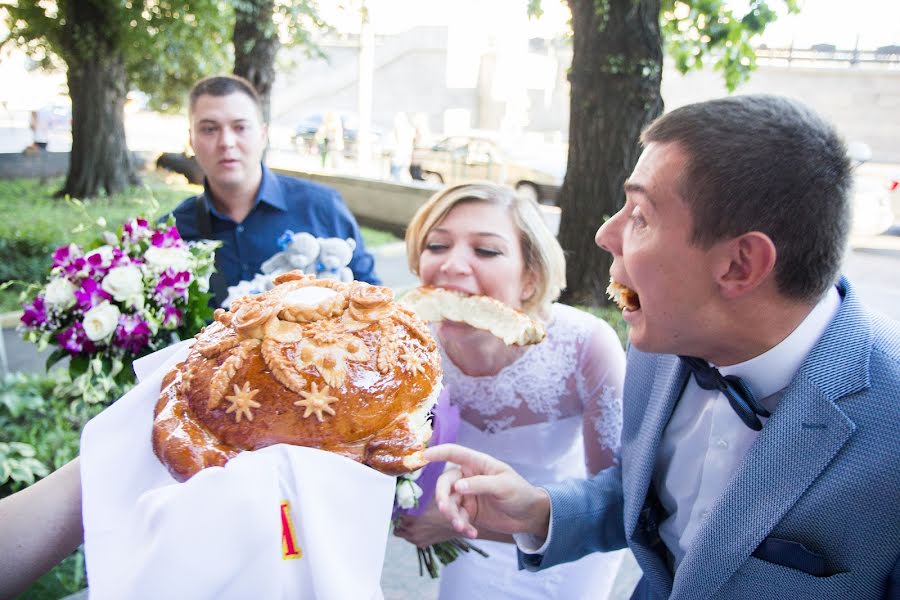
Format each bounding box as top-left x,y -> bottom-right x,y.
280,500 -> 303,560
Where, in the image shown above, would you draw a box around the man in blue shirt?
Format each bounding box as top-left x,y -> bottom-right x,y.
169,75 -> 379,305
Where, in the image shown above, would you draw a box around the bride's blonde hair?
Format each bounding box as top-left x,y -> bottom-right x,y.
405,181 -> 566,315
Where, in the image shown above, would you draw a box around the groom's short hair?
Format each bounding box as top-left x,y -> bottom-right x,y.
641,95 -> 852,303
188,74 -> 263,121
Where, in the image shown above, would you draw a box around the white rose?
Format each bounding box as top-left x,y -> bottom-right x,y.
44,277 -> 76,309
395,479 -> 423,510
144,246 -> 191,272
102,265 -> 144,306
82,301 -> 121,341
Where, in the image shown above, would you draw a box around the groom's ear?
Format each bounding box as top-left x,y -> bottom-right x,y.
714,231 -> 777,300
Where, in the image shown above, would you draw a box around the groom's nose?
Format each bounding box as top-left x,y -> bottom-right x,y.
596,210 -> 623,255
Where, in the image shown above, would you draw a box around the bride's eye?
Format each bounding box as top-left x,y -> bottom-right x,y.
474,248 -> 502,257
424,243 -> 448,253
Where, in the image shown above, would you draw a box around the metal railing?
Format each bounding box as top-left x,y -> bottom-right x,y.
754,46 -> 900,69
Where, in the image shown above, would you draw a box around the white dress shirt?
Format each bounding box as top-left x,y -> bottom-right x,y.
516,287 -> 841,560
654,286 -> 841,569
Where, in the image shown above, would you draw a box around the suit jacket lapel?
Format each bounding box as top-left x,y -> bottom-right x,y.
622,353 -> 688,598
671,279 -> 868,599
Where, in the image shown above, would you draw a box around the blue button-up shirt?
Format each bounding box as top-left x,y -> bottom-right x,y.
171,165 -> 379,304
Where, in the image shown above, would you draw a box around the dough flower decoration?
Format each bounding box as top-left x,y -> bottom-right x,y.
294,382 -> 339,421
224,382 -> 262,423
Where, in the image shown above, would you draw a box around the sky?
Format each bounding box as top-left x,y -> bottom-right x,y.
326,0 -> 900,51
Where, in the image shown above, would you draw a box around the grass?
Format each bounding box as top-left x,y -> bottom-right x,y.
0,173 -> 398,313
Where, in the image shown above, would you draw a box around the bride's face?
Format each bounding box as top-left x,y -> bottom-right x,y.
418,201 -> 533,310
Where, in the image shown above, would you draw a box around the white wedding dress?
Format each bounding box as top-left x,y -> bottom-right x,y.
436,303 -> 628,600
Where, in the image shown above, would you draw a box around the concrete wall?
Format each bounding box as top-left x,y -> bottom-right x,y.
662,65 -> 900,164
271,167 -> 561,236
273,28 -> 477,136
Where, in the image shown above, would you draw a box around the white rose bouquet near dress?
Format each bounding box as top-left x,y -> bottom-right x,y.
19,217 -> 219,404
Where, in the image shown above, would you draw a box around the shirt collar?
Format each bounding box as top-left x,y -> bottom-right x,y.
201,163 -> 286,219
719,285 -> 842,401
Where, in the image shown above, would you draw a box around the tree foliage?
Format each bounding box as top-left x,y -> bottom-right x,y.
530,0 -> 798,306
2,1 -> 233,112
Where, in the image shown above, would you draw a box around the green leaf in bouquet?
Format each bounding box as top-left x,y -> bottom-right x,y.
69,355 -> 90,379
45,348 -> 69,372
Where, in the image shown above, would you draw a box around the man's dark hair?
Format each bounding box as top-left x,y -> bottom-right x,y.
188,74 -> 263,120
641,94 -> 851,302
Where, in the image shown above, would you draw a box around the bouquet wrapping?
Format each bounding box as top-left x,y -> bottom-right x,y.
392,390 -> 488,577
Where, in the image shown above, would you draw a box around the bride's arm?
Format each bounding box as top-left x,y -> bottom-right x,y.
578,318 -> 626,476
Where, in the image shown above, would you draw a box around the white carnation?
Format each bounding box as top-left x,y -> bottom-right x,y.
102,265 -> 144,306
395,479 -> 423,510
144,246 -> 191,272
82,301 -> 121,341
44,277 -> 76,309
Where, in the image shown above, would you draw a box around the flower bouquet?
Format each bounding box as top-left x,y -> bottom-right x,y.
19,217 -> 219,404
392,393 -> 488,578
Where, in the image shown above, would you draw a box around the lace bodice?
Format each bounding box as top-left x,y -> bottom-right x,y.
441,303 -> 625,475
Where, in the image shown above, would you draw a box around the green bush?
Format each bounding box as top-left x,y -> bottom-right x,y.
0,371 -> 103,599
0,371 -> 104,497
0,174 -> 199,312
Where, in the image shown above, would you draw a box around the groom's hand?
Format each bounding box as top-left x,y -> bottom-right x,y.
425,444 -> 551,541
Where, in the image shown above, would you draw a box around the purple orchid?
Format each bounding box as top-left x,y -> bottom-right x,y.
162,304 -> 183,328
114,313 -> 152,354
150,225 -> 185,249
75,278 -> 112,312
21,296 -> 48,329
154,269 -> 191,304
57,322 -> 96,355
122,218 -> 150,243
52,244 -> 87,277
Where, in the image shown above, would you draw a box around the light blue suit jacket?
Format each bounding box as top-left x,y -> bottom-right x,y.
521,278 -> 900,599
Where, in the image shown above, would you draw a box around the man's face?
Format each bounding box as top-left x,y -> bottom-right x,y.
189,92 -> 267,190
595,141 -> 722,356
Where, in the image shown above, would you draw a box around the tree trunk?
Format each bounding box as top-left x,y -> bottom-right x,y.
59,0 -> 137,199
233,0 -> 280,124
558,0 -> 664,306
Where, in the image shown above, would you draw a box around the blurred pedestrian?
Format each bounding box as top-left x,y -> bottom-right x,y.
315,111 -> 344,170
389,112 -> 414,182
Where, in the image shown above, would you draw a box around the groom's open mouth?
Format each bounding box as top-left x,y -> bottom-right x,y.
606,278 -> 641,312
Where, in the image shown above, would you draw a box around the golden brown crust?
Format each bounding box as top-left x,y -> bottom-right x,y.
152,272 -> 441,482
606,278 -> 640,311
400,286 -> 546,346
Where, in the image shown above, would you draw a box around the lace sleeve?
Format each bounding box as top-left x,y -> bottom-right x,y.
576,315 -> 625,476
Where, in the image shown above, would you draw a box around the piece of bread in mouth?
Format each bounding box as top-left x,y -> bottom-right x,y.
400,286 -> 546,346
152,273 -> 443,482
606,278 -> 640,311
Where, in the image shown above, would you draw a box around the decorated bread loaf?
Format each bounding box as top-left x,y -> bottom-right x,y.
153,272 -> 442,482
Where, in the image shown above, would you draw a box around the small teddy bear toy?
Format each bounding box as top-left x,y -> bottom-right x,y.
261,231 -> 320,276
316,237 -> 357,283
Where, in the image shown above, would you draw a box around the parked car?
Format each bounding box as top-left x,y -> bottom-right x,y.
409,135 -> 562,205
291,112 -> 381,158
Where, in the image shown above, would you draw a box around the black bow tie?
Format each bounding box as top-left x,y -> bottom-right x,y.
679,356 -> 771,431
